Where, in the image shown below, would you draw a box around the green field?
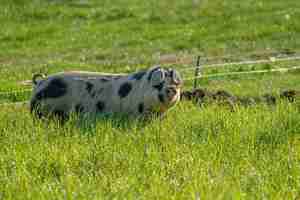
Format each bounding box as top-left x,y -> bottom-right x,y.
1,0 -> 300,199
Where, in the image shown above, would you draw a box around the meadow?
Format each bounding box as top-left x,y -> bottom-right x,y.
0,0 -> 300,199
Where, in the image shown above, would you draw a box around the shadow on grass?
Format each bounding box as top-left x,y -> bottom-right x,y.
34,112 -> 162,137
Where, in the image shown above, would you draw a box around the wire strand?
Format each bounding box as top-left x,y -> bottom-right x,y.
184,65 -> 300,80
179,56 -> 300,72
1,61 -> 300,105
0,101 -> 29,107
0,89 -> 32,96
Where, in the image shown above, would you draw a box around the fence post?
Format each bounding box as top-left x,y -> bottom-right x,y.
193,56 -> 202,90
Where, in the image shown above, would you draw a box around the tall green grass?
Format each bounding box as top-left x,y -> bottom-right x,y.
0,102 -> 299,199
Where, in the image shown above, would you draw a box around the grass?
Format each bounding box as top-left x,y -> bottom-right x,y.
1,102 -> 300,199
0,0 -> 300,199
1,0 -> 300,84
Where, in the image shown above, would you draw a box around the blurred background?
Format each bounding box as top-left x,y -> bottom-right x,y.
1,0 -> 300,101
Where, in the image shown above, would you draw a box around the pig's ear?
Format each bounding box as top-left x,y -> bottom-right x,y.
171,69 -> 183,85
149,68 -> 165,86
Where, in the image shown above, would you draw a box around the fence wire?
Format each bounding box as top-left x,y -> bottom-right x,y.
179,55 -> 300,72
0,89 -> 32,96
184,65 -> 300,81
1,55 -> 300,106
0,101 -> 29,107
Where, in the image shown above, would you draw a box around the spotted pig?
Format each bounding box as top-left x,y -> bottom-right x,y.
30,66 -> 183,121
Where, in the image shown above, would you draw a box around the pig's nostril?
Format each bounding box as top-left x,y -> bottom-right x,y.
167,88 -> 176,95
